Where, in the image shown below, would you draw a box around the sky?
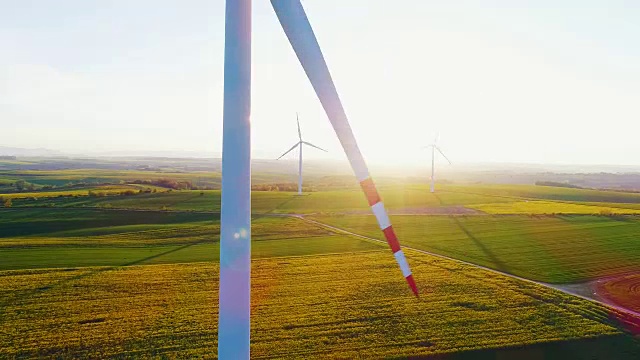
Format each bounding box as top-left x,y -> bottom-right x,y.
1,0 -> 639,166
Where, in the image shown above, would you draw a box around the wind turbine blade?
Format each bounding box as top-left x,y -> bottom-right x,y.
435,132 -> 440,144
271,0 -> 418,297
218,0 -> 251,358
276,142 -> 301,160
296,113 -> 302,141
302,141 -> 328,152
435,146 -> 452,164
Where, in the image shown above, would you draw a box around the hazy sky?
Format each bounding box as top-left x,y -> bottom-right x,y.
1,0 -> 639,166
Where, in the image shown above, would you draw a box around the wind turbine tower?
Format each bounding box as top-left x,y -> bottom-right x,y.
424,134 -> 451,193
276,113 -> 327,195
218,1 -> 419,357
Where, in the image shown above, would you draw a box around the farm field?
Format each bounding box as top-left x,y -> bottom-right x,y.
3,186 -> 512,213
0,169 -> 221,188
4,182 -> 640,281
2,251 -> 639,359
0,209 -> 379,271
309,214 -> 640,283
4,176 -> 640,357
468,200 -> 640,215
0,184 -> 168,200
6,181 -> 640,216
596,274 -> 640,313
444,184 -> 640,204
5,0 -> 640,356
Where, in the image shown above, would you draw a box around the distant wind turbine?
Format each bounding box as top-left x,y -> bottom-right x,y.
276,113 -> 327,195
424,134 -> 451,193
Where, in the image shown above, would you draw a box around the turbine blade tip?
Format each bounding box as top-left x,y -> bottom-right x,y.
406,275 -> 419,297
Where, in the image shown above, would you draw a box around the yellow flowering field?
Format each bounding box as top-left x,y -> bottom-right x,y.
1,251 -> 637,359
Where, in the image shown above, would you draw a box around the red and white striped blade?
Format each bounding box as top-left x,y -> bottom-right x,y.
271,0 -> 418,297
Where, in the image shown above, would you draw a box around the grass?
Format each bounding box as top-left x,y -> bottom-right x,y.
309,214 -> 640,283
0,237 -> 381,271
0,184 -> 166,200
8,183 -> 640,216
468,200 -> 640,215
0,209 -> 380,270
1,251 -> 638,359
0,208 -> 216,238
4,187 -> 509,213
0,168 -> 305,189
445,184 -> 640,204
2,169 -> 221,185
5,184 -> 640,281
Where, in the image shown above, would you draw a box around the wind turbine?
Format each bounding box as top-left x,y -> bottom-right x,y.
276,113 -> 328,195
424,134 -> 451,193
219,1 -> 418,358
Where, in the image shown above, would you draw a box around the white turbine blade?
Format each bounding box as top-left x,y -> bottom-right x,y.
435,132 -> 440,144
435,146 -> 452,164
277,142 -> 301,160
302,141 -> 328,152
296,112 -> 302,141
219,0 -> 251,358
271,0 -> 418,297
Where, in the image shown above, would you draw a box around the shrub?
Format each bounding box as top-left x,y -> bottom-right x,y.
252,183 -> 308,192
599,209 -> 614,216
88,191 -> 106,197
535,181 -> 583,189
15,180 -> 25,191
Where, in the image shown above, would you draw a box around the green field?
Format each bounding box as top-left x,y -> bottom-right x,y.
4,182 -> 640,282
0,186 -> 533,213
0,209 -> 382,271
6,182 -> 640,216
310,214 -> 640,283
445,184 -> 640,204
0,169 -> 221,188
468,200 -> 640,215
0,184 -> 167,200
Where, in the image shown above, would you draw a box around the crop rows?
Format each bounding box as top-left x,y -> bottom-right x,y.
1,251 -> 635,359
468,200 -> 640,215
0,210 -> 381,270
311,214 -> 640,283
596,274 -> 640,313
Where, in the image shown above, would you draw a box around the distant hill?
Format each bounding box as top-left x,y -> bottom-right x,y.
0,146 -> 63,157
2,146 -> 640,191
